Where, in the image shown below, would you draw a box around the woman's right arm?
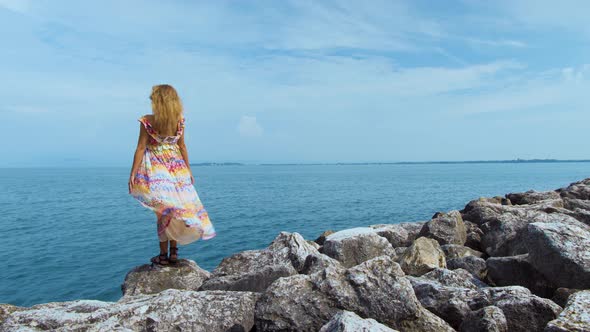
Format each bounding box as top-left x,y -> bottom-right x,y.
128,123 -> 149,193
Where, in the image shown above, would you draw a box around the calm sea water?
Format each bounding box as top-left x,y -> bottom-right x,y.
1,163 -> 588,306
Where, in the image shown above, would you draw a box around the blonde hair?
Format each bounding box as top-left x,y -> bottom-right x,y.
150,84 -> 184,136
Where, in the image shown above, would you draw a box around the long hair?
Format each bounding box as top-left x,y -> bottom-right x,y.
150,84 -> 184,136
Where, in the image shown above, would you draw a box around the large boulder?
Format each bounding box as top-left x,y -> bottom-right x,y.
556,178 -> 590,200
322,227 -> 396,268
485,254 -> 555,298
506,190 -> 561,205
418,211 -> 467,246
545,290 -> 590,332
121,259 -> 210,296
319,310 -> 399,332
525,221 -> 590,289
464,220 -> 485,251
459,305 -> 508,332
407,274 -> 491,329
399,237 -> 446,276
420,267 -> 489,289
200,231 -> 321,292
0,289 -> 260,332
369,222 -> 426,247
254,255 -> 454,332
482,286 -> 562,332
447,256 -> 487,280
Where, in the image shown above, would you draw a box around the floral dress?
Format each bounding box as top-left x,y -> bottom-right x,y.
130,115 -> 216,244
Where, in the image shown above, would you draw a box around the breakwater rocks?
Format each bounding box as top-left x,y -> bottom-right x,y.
3,179 -> 590,331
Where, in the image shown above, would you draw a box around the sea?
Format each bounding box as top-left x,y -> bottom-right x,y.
1,163 -> 588,307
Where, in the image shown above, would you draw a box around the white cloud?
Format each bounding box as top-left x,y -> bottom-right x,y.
237,115 -> 263,137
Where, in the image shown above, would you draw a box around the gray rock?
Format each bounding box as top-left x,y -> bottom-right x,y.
420,267 -> 488,289
447,256 -> 487,280
462,197 -> 576,257
322,227 -> 396,268
441,244 -> 484,259
482,286 -> 562,332
319,310 -> 399,332
551,287 -> 583,308
121,259 -> 210,296
526,221 -> 590,289
200,231 -> 321,292
0,289 -> 260,332
464,220 -> 485,252
400,237 -> 446,276
369,222 -> 426,247
407,274 -> 491,329
254,255 -> 454,332
485,254 -> 555,298
506,190 -> 561,205
545,290 -> 590,332
459,305 -> 508,332
418,211 -> 467,246
557,178 -> 590,200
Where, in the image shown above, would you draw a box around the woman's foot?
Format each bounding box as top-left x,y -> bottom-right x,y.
150,252 -> 169,266
169,247 -> 178,264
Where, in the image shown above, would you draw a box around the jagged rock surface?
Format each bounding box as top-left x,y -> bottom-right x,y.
121,259 -> 210,296
318,310 -> 399,332
199,231 -> 322,292
545,290 -> 590,332
322,227 -> 396,268
0,289 -> 260,332
459,305 -> 508,332
418,211 -> 467,245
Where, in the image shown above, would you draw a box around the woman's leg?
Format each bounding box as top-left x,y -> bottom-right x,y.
156,212 -> 169,254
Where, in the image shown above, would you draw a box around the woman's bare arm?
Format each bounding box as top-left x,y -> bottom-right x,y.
177,131 -> 194,184
128,123 -> 149,192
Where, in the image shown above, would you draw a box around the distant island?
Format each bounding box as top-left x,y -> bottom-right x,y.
192,159 -> 590,166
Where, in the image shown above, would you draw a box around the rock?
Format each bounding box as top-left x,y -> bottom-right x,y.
463,197 -> 577,256
418,211 -> 467,245
551,287 -> 583,308
407,274 -> 491,329
441,244 -> 484,259
485,254 -> 555,298
318,310 -> 399,332
369,222 -> 426,247
0,304 -> 22,326
200,231 -> 321,292
459,305 -> 508,332
121,259 -> 210,296
399,237 -> 446,276
447,256 -> 487,280
557,178 -> 590,200
307,240 -> 321,249
482,286 -> 562,332
254,255 -> 454,331
394,246 -> 408,256
322,227 -> 396,268
420,267 -> 489,289
315,230 -> 335,245
525,221 -> 590,289
506,190 -> 561,205
545,290 -> 590,332
464,220 -> 485,252
300,253 -> 343,275
0,289 -> 260,332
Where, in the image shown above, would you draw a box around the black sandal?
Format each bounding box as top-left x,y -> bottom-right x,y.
169,247 -> 179,265
150,252 -> 169,266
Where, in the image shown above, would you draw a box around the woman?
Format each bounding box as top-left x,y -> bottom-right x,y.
128,84 -> 216,266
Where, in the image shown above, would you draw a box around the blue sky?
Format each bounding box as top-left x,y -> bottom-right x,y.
1,0 -> 589,166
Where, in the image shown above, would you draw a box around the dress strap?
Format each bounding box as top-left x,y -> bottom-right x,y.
138,116 -> 158,138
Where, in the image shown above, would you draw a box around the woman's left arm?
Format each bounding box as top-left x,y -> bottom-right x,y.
128,123 -> 149,193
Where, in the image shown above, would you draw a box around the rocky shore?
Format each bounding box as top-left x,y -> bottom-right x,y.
2,178 -> 590,331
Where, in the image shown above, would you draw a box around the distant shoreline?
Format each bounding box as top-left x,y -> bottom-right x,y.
191,159 -> 590,166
